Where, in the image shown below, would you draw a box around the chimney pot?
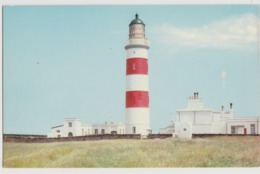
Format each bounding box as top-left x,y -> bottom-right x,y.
230,103 -> 233,110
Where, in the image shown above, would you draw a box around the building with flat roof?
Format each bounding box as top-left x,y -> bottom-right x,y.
47,118 -> 125,138
159,93 -> 260,136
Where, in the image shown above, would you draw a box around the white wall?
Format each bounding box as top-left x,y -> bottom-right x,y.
126,75 -> 149,91
92,122 -> 125,135
178,122 -> 192,139
47,126 -> 63,138
178,111 -> 194,123
226,118 -> 260,134
126,47 -> 148,59
186,99 -> 204,110
192,125 -> 213,134
81,124 -> 92,135
48,119 -> 126,137
62,119 -> 82,137
125,108 -> 150,136
177,110 -> 215,134
195,111 -> 212,124
173,96 -> 260,135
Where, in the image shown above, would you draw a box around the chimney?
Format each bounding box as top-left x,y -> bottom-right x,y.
230,103 -> 233,110
221,106 -> 224,112
193,92 -> 199,99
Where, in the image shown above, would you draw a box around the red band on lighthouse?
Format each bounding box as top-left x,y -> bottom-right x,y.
126,91 -> 149,108
126,58 -> 148,75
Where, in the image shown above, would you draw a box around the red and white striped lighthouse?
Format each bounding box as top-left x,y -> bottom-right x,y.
125,14 -> 151,136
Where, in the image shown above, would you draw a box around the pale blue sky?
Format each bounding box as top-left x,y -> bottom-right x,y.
3,5 -> 260,134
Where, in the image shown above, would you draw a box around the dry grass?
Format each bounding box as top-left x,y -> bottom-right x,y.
3,136 -> 260,168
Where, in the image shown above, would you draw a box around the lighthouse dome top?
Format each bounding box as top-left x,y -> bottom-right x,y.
129,14 -> 145,26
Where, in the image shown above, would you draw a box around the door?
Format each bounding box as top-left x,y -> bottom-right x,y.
244,128 -> 247,135
133,126 -> 136,134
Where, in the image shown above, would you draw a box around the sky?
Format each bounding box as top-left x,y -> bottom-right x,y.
3,5 -> 260,134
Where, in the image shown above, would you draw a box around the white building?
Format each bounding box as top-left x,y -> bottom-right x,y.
47,118 -> 125,138
160,93 -> 260,136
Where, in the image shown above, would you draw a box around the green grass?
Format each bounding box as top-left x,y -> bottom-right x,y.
3,136 -> 260,168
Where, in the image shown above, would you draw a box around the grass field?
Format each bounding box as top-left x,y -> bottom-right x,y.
3,136 -> 260,168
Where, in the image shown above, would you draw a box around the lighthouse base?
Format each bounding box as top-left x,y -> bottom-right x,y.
125,108 -> 150,136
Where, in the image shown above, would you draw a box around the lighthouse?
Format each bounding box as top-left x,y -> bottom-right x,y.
125,14 -> 151,136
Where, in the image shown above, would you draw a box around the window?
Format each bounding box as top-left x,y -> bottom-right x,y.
133,63 -> 136,70
101,129 -> 105,134
56,130 -> 60,133
251,124 -> 255,134
94,129 -> 98,135
57,135 -> 61,138
231,126 -> 235,134
69,122 -> 72,127
68,132 -> 73,137
133,126 -> 136,134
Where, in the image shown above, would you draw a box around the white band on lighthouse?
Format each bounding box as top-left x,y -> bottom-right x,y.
125,108 -> 150,135
126,108 -> 150,124
126,75 -> 149,91
126,47 -> 148,59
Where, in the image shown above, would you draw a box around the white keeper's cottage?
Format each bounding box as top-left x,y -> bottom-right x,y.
47,118 -> 125,138
159,93 -> 260,137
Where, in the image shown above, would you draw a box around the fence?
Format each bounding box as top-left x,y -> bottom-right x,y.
5,133 -> 256,143
3,134 -> 173,143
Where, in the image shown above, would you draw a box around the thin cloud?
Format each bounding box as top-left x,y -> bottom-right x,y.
221,70 -> 227,89
152,13 -> 259,49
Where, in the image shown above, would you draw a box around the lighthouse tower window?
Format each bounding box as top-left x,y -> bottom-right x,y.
133,63 -> 136,70
69,122 -> 72,127
133,126 -> 136,134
